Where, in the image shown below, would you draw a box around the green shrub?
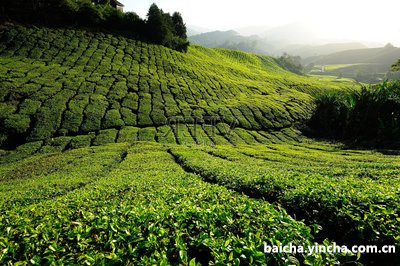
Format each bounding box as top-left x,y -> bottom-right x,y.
120,107 -> 137,126
117,126 -> 139,143
138,127 -> 156,142
18,99 -> 41,115
81,95 -> 108,132
69,134 -> 94,149
233,128 -> 257,144
0,143 -> 350,264
187,124 -> 214,146
28,107 -> 57,141
93,129 -> 118,146
156,125 -> 176,144
309,80 -> 400,144
170,144 -> 400,258
203,124 -> 231,145
0,102 -> 17,119
216,123 -> 245,145
137,93 -> 153,126
173,124 -> 196,145
39,136 -> 71,153
60,95 -> 89,134
103,109 -> 125,128
3,114 -> 31,134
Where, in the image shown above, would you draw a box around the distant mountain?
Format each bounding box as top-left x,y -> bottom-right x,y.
187,28 -> 200,37
235,25 -> 272,36
261,22 -> 326,46
189,30 -> 275,55
188,30 -> 381,60
280,43 -> 368,58
303,44 -> 400,65
304,44 -> 400,83
187,25 -> 212,37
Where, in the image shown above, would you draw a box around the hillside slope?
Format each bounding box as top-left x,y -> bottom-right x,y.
303,45 -> 400,65
0,25 -> 356,151
283,42 -> 367,58
189,30 -> 274,55
1,25 -> 399,265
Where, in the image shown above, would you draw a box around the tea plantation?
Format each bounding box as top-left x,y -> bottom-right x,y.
0,24 -> 398,265
0,25 -> 357,150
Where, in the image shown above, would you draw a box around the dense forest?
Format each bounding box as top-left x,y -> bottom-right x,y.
0,0 -> 189,51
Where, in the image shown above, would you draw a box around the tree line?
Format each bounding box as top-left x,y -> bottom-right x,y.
0,1 -> 189,52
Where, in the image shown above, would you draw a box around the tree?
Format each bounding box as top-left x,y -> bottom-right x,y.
172,12 -> 187,39
146,3 -> 169,44
385,43 -> 395,49
2,1 -> 188,52
277,53 -> 304,75
392,59 -> 400,71
77,1 -> 104,26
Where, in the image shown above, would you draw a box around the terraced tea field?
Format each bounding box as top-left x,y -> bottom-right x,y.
0,25 -> 357,151
0,24 -> 398,265
0,141 -> 399,264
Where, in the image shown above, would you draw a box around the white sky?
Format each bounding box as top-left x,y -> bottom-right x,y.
123,0 -> 400,45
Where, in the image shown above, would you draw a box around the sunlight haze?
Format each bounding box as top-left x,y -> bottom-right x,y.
124,0 -> 400,45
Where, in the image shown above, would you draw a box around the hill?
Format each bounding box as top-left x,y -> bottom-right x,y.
304,45 -> 400,83
188,30 -> 370,59
0,24 -> 356,151
1,24 -> 399,265
303,44 -> 400,66
282,42 -> 368,58
189,30 -> 275,55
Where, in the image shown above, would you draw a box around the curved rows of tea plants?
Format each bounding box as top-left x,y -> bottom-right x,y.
0,125 -> 303,163
0,142 -> 353,265
169,142 -> 400,263
1,23 -> 396,265
0,25 -> 357,149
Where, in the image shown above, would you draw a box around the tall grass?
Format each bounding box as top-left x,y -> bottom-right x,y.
309,80 -> 400,144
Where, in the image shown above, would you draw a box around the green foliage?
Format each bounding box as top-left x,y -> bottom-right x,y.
1,0 -> 188,51
69,134 -> 94,149
145,4 -> 189,52
0,25 -> 356,149
172,12 -> 187,39
276,53 -> 304,75
116,126 -> 139,143
103,109 -> 125,128
309,80 -> 400,144
170,143 -> 400,264
138,127 -> 156,142
40,136 -> 71,153
392,59 -> 400,71
18,99 -> 41,115
3,114 -> 30,134
156,125 -> 176,144
93,129 -> 118,146
0,143 -> 355,264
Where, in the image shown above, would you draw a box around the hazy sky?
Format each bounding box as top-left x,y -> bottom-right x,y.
123,0 -> 400,45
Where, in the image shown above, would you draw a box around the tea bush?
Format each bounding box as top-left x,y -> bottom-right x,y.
0,25 -> 356,149
0,143 -> 354,265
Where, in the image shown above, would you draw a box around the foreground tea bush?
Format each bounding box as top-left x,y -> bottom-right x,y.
169,143 -> 400,260
0,143 -> 350,264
